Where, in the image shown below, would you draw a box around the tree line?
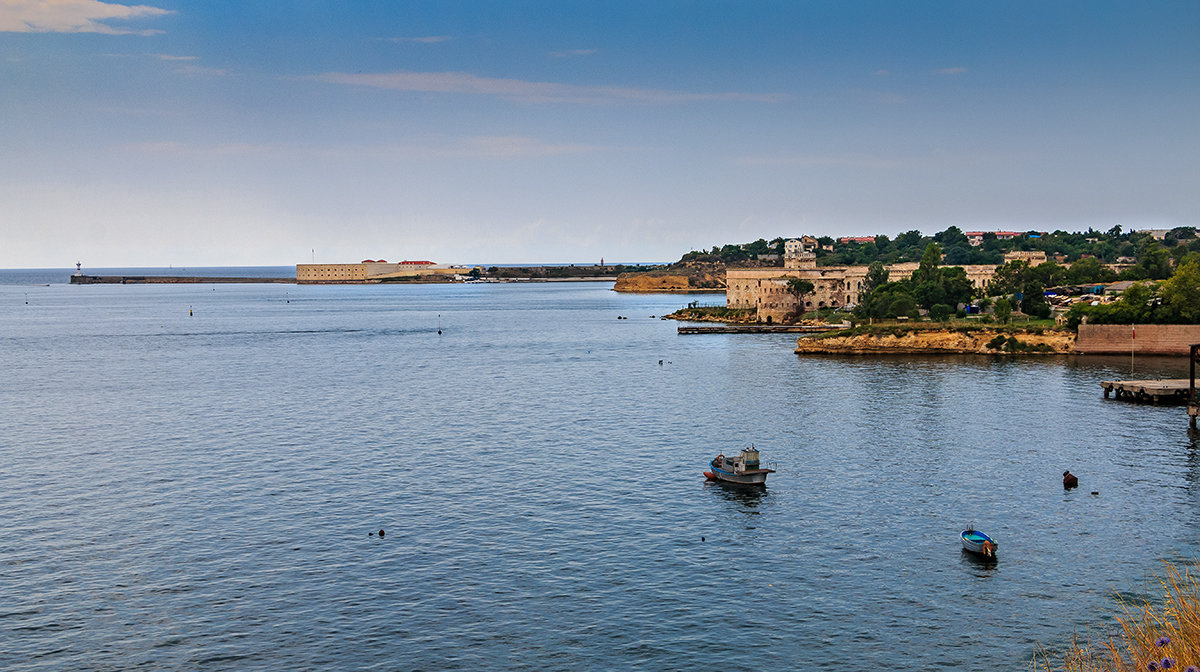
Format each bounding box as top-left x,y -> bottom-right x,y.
684,225 -> 1200,325
683,225 -> 1200,271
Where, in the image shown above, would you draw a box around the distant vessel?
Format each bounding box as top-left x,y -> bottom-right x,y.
961,527 -> 998,557
705,447 -> 775,485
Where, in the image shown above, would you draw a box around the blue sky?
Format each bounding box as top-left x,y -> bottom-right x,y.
2,1 -> 1197,267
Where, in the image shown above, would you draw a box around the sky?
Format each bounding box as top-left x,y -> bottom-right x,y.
2,1 -> 1198,267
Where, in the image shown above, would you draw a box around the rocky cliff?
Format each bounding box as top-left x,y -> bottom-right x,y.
794,327 -> 1076,355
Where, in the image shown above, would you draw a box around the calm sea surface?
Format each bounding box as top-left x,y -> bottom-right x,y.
2,273 -> 1198,671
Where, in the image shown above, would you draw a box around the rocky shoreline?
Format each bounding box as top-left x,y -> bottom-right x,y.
794,327 -> 1077,355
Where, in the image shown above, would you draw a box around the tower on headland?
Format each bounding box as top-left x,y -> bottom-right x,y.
75,262 -> 82,276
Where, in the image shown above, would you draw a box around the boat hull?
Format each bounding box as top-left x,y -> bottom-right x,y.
961,530 -> 998,556
707,466 -> 771,485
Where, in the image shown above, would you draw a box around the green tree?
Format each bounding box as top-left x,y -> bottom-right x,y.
1066,257 -> 1115,284
1028,261 -> 1066,288
1137,239 -> 1172,280
854,281 -> 915,320
929,303 -> 954,321
940,267 -> 975,307
888,294 -> 918,319
1020,280 -> 1051,319
863,261 -> 889,295
987,260 -> 1030,296
912,280 -> 946,309
786,278 -> 815,318
1159,257 -> 1200,323
910,243 -> 944,288
934,226 -> 969,248
993,298 -> 1013,324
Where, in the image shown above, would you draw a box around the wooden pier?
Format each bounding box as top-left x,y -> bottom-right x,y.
1193,344 -> 1200,429
1100,345 -> 1200,428
678,324 -> 847,335
1101,379 -> 1192,405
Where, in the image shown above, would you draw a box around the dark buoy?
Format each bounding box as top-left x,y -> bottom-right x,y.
1063,471 -> 1078,489
701,537 -> 705,542
378,529 -> 385,538
1091,491 -> 1099,496
189,307 -> 193,317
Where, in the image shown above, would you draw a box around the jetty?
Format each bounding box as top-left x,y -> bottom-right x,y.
678,324 -> 846,335
1099,344 -> 1200,427
71,275 -> 294,285
1101,379 -> 1191,405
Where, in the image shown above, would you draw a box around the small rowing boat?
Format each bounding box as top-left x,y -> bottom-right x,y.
961,527 -> 998,557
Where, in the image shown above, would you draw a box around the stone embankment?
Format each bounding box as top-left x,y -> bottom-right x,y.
794,327 -> 1076,355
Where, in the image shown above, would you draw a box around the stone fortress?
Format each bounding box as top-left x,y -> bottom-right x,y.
727,237 -> 1014,323
296,259 -> 468,284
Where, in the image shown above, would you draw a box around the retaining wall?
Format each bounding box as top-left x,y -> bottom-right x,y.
1075,324 -> 1200,355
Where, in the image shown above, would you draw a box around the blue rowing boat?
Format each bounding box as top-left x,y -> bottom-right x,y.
961,527 -> 998,557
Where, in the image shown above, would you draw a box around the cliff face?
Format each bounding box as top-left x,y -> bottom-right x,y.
613,261 -> 727,293
794,328 -> 1077,355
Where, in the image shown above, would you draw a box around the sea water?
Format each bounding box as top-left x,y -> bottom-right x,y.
1,277 -> 1197,671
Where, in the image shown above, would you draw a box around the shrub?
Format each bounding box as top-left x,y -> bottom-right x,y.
929,303 -> 954,321
987,334 -> 1008,349
1036,561 -> 1200,671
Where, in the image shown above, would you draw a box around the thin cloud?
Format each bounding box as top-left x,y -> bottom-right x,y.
873,69 -> 889,76
938,67 -> 968,75
153,54 -> 196,61
388,36 -> 450,44
175,64 -> 229,76
550,49 -> 597,58
311,70 -> 788,105
735,153 -> 905,169
0,0 -> 172,35
125,136 -> 599,159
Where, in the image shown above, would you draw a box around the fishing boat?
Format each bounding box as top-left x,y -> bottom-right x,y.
704,447 -> 775,486
961,527 -> 998,557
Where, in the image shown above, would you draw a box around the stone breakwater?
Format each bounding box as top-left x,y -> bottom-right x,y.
794,327 -> 1077,355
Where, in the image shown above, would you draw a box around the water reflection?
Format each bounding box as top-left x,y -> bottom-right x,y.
705,481 -> 767,512
960,549 -> 999,574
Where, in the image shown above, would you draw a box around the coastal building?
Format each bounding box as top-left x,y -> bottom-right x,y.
1002,250 -> 1048,265
727,239 -> 1001,322
965,231 -> 1023,246
296,259 -> 465,284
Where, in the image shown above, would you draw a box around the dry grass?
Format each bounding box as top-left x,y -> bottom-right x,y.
1038,562 -> 1200,671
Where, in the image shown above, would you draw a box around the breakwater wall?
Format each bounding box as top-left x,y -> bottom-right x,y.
71,275 -> 295,285
1076,324 -> 1200,355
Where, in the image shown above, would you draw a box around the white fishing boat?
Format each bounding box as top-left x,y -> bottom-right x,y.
704,447 -> 774,486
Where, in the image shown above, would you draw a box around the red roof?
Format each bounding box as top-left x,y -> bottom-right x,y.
399,260 -> 435,265
838,236 -> 877,244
